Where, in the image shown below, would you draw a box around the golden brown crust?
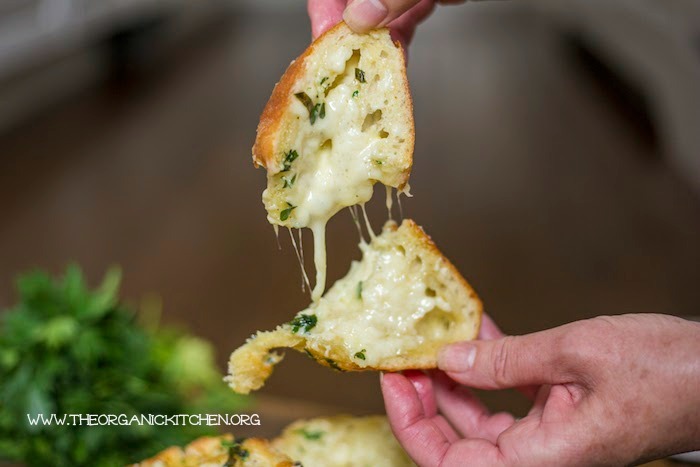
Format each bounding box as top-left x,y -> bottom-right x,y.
252,21 -> 414,188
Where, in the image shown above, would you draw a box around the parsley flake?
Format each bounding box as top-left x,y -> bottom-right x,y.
280,203 -> 296,221
281,149 -> 299,172
289,314 -> 317,334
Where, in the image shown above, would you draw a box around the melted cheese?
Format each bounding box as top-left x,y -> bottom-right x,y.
262,38 -> 410,301
300,229 -> 454,366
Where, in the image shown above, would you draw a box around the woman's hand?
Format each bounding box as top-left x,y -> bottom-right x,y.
308,0 -> 465,47
381,314 -> 700,466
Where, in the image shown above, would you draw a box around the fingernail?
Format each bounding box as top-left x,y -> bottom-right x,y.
438,344 -> 476,372
343,0 -> 388,32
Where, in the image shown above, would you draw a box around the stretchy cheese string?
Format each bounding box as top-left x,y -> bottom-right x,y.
288,227 -> 311,294
311,221 -> 327,301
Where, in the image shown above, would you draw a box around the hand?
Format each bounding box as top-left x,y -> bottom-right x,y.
307,0 -> 465,47
381,314 -> 700,466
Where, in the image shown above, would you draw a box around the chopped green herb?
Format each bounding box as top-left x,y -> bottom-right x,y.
223,438 -> 249,466
320,76 -> 329,86
282,174 -> 297,188
281,149 -> 299,172
355,68 -> 366,83
312,104 -> 321,124
280,203 -> 296,221
373,159 -> 384,166
295,428 -> 324,441
354,349 -> 366,360
295,92 -> 315,115
295,92 -> 325,125
356,281 -> 363,299
352,90 -> 359,98
325,358 -> 343,371
290,314 -> 317,334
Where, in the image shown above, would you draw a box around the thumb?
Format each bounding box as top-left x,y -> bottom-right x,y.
438,329 -> 570,389
343,0 -> 424,33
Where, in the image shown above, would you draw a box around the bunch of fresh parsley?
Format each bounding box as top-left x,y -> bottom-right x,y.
0,265 -> 247,466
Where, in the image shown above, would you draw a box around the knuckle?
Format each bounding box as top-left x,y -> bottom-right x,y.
491,336 -> 515,387
557,317 -> 621,380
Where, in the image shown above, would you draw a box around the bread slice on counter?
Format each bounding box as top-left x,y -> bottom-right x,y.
272,415 -> 414,467
132,434 -> 293,467
254,21 -> 414,230
134,415 -> 413,467
225,219 -> 482,394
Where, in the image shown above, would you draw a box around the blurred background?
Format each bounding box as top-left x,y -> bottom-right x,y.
1,0 -> 699,447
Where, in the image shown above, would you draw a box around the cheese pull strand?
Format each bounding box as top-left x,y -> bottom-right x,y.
386,186 -> 393,221
360,203 -> 376,240
311,221 -> 327,301
288,228 -> 311,294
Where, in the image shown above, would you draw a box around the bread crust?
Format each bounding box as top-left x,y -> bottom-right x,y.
252,21 -> 414,190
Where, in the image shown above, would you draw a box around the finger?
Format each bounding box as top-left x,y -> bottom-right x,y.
381,372 -> 453,466
387,0 -> 436,47
527,384 -> 551,417
477,315 -> 540,400
438,328 -> 570,390
308,0 -> 346,39
479,313 -> 506,340
343,0 -> 424,33
402,370 -> 437,416
442,438 -> 505,467
432,371 -> 515,443
404,371 -> 461,443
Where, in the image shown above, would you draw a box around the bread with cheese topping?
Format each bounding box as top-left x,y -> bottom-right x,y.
254,21 -> 414,229
134,416 -> 413,467
225,219 -> 482,394
132,435 -> 293,467
272,415 -> 414,467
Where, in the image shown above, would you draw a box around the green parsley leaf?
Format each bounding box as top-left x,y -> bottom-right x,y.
356,281 -> 363,299
325,358 -> 343,371
295,428 -> 324,441
223,438 -> 249,466
289,314 -> 317,334
354,349 -> 366,360
281,149 -> 299,172
352,90 -> 359,98
0,265 -> 248,466
282,174 -> 297,188
295,92 -> 315,116
280,203 -> 296,221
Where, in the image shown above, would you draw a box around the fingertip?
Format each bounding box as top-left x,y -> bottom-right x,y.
438,342 -> 476,373
308,0 -> 345,39
343,0 -> 389,33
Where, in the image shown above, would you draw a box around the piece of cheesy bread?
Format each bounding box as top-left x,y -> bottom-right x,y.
273,415 -> 414,467
253,21 -> 414,300
132,435 -> 293,467
225,219 -> 482,394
